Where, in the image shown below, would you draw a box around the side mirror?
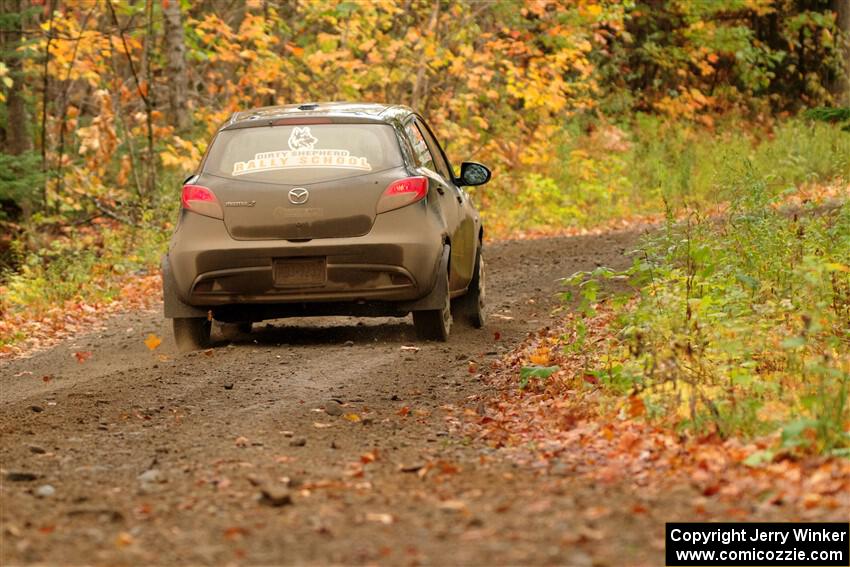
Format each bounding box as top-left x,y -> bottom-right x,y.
456,162 -> 491,186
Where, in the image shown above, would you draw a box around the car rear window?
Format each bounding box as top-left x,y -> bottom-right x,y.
202,123 -> 403,184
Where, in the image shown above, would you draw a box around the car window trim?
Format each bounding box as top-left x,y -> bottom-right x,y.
413,116 -> 456,183
402,116 -> 434,171
413,120 -> 449,179
394,122 -> 418,169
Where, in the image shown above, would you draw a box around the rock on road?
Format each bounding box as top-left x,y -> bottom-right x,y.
1,232 -> 659,566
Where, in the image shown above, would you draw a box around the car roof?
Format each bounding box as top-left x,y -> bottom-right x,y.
225,102 -> 414,128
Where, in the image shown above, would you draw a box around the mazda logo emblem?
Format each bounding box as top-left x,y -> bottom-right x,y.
288,187 -> 309,205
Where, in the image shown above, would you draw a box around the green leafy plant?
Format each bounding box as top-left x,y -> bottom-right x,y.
562,164 -> 850,456
519,365 -> 559,390
805,107 -> 850,131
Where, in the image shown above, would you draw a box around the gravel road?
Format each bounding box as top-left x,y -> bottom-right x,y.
0,232 -> 674,566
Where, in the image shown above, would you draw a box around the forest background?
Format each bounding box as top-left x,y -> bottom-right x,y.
1,0 -> 849,456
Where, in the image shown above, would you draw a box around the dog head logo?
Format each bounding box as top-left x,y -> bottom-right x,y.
288,127 -> 318,151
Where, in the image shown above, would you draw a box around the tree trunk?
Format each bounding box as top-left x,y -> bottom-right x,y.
40,0 -> 56,208
162,0 -> 190,132
107,0 -> 154,205
833,0 -> 850,104
143,0 -> 156,197
1,0 -> 32,155
411,0 -> 439,109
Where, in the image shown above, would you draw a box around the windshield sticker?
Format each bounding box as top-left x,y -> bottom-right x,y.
288,127 -> 318,150
231,126 -> 372,176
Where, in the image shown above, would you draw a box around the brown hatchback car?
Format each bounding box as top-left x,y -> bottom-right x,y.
162,102 -> 491,350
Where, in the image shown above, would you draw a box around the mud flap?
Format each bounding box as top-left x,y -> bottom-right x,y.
161,256 -> 208,319
399,244 -> 450,312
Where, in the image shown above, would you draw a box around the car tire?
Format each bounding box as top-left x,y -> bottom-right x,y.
413,270 -> 452,341
173,317 -> 212,352
457,246 -> 486,328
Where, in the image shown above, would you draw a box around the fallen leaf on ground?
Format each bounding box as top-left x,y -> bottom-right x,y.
628,395 -> 645,418
360,450 -> 379,464
365,512 -> 394,524
74,351 -> 92,363
223,526 -> 248,540
438,499 -> 467,512
144,334 -> 162,351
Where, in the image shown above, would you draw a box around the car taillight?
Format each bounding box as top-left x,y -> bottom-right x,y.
376,176 -> 428,214
181,184 -> 223,219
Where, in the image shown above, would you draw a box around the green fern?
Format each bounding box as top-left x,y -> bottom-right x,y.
805,107 -> 850,131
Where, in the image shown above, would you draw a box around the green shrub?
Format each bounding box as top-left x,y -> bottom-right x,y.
480,116 -> 849,237
0,151 -> 45,217
565,173 -> 850,456
1,222 -> 168,318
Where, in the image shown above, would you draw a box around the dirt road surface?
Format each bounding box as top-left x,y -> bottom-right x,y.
0,231 -> 757,566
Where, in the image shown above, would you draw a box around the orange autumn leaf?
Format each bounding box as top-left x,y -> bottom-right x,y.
628,396 -> 646,418
144,333 -> 162,351
529,352 -> 550,365
74,351 -> 92,363
115,531 -> 134,547
223,526 -> 248,540
360,450 -> 378,464
286,43 -> 304,57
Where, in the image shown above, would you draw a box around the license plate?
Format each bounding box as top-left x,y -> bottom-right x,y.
273,258 -> 327,287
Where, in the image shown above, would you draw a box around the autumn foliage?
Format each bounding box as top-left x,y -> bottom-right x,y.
1,1 -> 849,462
1,0 -> 847,225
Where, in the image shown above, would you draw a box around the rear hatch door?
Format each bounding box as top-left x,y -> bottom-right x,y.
201,122 -> 405,240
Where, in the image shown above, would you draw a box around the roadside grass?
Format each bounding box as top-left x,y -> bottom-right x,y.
481,116 -> 850,237
0,220 -> 168,353
556,174 -> 850,458
483,116 -> 850,460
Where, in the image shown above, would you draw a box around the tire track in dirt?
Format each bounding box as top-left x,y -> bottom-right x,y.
1,232 -> 640,566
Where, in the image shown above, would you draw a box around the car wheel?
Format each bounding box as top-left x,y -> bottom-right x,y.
459,246 -> 486,328
173,317 -> 212,352
413,270 -> 452,341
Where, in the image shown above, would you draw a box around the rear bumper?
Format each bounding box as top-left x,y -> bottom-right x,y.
165,204 -> 443,309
